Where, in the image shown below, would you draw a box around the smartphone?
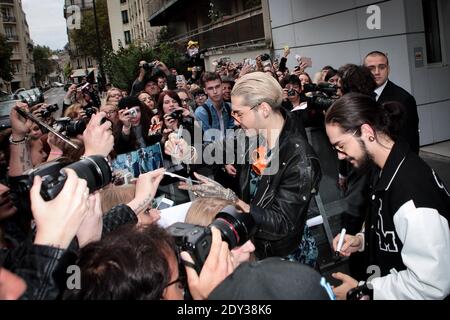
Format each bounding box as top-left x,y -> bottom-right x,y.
77,82 -> 90,92
300,57 -> 312,68
157,197 -> 174,210
176,75 -> 186,83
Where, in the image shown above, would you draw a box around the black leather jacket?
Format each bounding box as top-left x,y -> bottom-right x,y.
236,109 -> 321,259
0,204 -> 137,300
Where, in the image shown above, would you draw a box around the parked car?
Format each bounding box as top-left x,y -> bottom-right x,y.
15,91 -> 34,106
32,87 -> 45,103
0,98 -> 21,129
9,88 -> 44,106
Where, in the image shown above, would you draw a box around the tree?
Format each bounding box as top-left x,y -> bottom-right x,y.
103,42 -> 183,91
0,34 -> 14,82
63,63 -> 73,80
103,44 -> 156,90
70,0 -> 111,59
33,45 -> 53,85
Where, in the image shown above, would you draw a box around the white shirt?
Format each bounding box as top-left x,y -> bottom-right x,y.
374,80 -> 389,101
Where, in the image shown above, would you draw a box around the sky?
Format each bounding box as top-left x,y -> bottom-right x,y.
22,0 -> 68,50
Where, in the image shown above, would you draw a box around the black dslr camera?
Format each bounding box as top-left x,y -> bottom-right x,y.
167,205 -> 256,274
83,102 -> 97,119
169,109 -> 184,121
288,88 -> 298,97
54,117 -> 86,137
40,104 -> 59,119
259,53 -> 271,61
25,155 -> 111,201
302,83 -> 339,112
142,62 -> 156,72
10,156 -> 112,219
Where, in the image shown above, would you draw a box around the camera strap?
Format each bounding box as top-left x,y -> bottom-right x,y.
180,258 -> 197,270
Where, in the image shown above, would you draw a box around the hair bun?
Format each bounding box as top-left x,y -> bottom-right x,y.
381,101 -> 405,139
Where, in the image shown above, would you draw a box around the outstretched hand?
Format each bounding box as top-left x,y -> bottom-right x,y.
178,172 -> 238,203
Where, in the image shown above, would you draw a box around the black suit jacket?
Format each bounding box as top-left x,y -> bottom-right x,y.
377,80 -> 420,153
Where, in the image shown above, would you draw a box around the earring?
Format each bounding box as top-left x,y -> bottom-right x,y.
369,136 -> 375,142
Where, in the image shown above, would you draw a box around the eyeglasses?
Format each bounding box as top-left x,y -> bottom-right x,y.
165,274 -> 186,291
231,103 -> 260,122
103,110 -> 118,117
332,129 -> 359,155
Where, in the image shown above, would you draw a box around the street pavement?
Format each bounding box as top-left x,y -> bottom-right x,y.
43,87 -> 66,118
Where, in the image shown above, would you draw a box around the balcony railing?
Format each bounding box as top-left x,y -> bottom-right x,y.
166,8 -> 265,50
10,52 -> 21,60
148,0 -> 174,20
0,0 -> 14,5
5,34 -> 19,41
1,15 -> 16,23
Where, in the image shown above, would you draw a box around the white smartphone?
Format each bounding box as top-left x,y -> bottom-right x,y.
176,75 -> 186,83
157,197 -> 174,210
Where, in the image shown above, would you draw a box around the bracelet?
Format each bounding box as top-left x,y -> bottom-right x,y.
9,135 -> 28,145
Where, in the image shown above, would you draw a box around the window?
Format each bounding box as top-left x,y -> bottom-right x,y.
422,0 -> 442,63
77,59 -> 82,69
124,31 -> 131,45
5,26 -> 14,37
122,10 -> 129,24
120,0 -> 127,3
13,63 -> 20,74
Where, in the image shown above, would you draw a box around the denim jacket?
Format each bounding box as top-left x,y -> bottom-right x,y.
194,99 -> 234,142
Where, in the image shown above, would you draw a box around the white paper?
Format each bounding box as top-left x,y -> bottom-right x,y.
157,202 -> 193,228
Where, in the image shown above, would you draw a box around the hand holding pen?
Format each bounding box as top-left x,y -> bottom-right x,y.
332,228 -> 364,257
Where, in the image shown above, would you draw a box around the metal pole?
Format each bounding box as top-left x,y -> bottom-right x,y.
92,0 -> 105,88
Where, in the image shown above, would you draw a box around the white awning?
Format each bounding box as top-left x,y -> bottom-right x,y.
71,68 -> 97,78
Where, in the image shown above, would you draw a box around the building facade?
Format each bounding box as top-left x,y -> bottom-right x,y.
0,0 -> 35,92
148,0 -> 271,72
269,0 -> 450,145
64,0 -> 98,83
107,0 -> 160,52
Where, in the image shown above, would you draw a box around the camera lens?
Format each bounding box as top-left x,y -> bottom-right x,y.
66,156 -> 112,193
170,110 -> 183,120
38,156 -> 112,201
210,205 -> 256,248
66,120 -> 86,137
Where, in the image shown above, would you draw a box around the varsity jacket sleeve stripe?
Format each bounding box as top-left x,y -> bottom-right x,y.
371,200 -> 450,300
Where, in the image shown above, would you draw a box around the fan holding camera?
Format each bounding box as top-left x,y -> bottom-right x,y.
130,60 -> 172,98
115,96 -> 157,155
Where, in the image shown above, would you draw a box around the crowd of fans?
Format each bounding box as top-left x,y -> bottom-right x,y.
0,46 -> 448,300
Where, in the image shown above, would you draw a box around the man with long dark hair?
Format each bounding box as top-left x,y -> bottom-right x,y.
325,93 -> 449,300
